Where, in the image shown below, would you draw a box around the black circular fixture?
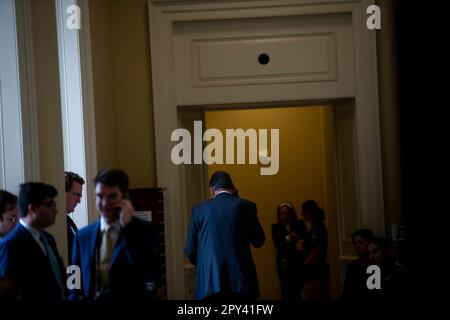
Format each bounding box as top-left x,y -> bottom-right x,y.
258,53 -> 270,65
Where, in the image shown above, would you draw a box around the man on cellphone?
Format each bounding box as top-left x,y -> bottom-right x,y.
70,168 -> 160,300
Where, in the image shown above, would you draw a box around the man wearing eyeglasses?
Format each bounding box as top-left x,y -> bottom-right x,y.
0,182 -> 66,301
65,171 -> 85,261
0,190 -> 19,241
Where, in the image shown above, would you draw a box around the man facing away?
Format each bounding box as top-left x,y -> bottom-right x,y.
0,190 -> 19,241
185,171 -> 265,301
70,168 -> 160,300
0,182 -> 67,301
65,171 -> 85,261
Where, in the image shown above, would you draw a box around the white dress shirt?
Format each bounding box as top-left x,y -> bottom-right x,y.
100,216 -> 120,249
19,219 -> 46,255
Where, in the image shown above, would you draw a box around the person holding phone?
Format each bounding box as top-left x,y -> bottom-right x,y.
70,168 -> 160,300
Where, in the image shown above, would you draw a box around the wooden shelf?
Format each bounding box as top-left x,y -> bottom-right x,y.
129,187 -> 167,299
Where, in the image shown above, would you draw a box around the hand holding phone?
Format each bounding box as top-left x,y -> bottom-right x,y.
115,197 -> 134,226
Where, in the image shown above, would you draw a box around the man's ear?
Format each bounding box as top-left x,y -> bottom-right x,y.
27,203 -> 38,215
210,187 -> 215,198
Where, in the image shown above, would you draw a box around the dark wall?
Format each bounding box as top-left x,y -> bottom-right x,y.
397,1 -> 436,293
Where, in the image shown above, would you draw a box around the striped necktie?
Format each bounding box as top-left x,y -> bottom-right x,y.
40,233 -> 66,299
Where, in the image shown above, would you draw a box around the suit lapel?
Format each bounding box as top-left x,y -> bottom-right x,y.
110,235 -> 124,268
86,222 -> 101,295
67,216 -> 78,233
42,231 -> 65,274
110,230 -> 132,269
89,222 -> 101,266
16,224 -> 47,261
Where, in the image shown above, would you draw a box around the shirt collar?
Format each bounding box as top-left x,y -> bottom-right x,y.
100,216 -> 120,232
215,190 -> 233,197
19,218 -> 41,239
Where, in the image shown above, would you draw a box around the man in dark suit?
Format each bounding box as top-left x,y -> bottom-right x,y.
65,171 -> 85,262
0,182 -> 67,301
185,171 -> 265,300
70,168 -> 160,300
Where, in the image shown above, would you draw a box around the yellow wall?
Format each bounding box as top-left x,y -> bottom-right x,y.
205,106 -> 338,299
89,0 -> 156,187
89,0 -> 117,171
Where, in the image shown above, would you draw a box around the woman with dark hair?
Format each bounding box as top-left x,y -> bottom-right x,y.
300,200 -> 330,300
342,228 -> 375,300
271,202 -> 307,300
367,237 -> 407,300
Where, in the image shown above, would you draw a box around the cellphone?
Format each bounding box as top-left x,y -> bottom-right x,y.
113,207 -> 122,219
114,191 -> 130,218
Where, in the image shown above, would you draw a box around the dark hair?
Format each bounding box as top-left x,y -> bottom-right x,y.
209,171 -> 234,191
276,202 -> 297,224
18,183 -> 58,218
352,228 -> 375,243
301,199 -> 325,221
94,168 -> 129,194
65,171 -> 85,192
369,237 -> 392,255
0,190 -> 17,218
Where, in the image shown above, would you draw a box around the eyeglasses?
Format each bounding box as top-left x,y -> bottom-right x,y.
69,191 -> 82,199
41,201 -> 57,209
3,214 -> 18,223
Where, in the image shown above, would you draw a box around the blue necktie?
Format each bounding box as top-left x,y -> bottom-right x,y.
41,233 -> 66,299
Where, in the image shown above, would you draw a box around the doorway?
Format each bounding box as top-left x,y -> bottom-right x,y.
148,0 -> 384,299
179,102 -> 360,299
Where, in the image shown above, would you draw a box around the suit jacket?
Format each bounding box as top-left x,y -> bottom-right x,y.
67,215 -> 78,263
0,224 -> 66,301
70,217 -> 160,300
185,192 -> 265,300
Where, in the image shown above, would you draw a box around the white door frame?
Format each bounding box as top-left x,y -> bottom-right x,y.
148,0 -> 384,299
55,0 -> 98,228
